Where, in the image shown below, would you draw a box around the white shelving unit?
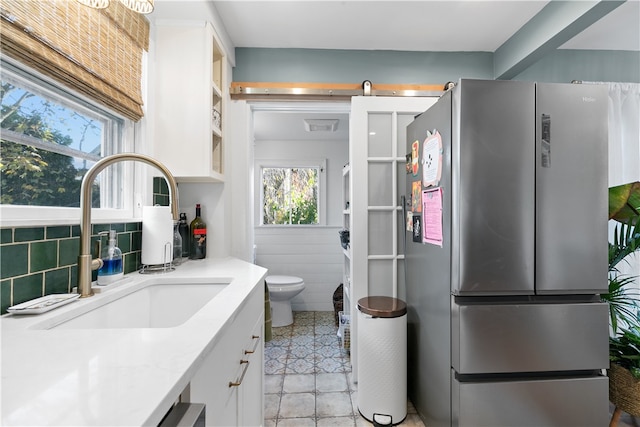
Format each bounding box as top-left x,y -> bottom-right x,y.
154,20 -> 226,182
342,163 -> 351,316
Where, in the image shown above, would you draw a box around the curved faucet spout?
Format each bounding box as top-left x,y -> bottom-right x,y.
78,153 -> 179,298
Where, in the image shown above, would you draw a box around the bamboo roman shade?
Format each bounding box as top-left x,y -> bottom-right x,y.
0,0 -> 149,121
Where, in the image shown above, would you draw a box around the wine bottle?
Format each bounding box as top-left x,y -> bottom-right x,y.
172,222 -> 182,265
189,204 -> 207,259
178,212 -> 189,258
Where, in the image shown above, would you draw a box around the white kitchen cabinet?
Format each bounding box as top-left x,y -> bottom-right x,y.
189,283 -> 264,426
154,20 -> 226,182
238,315 -> 264,427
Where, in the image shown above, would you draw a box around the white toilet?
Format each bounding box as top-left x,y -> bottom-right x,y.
266,275 -> 305,327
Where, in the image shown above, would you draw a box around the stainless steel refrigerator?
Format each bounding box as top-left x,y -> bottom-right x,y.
403,79 -> 610,427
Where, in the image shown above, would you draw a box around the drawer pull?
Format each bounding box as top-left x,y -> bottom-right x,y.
228,360 -> 250,387
244,335 -> 261,355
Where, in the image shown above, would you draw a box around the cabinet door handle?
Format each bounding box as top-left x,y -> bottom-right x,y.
244,335 -> 261,354
228,360 -> 250,387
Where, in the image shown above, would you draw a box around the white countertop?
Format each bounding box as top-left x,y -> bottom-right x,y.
1,257 -> 267,426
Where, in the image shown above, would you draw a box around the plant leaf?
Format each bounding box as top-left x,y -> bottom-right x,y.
608,216 -> 640,271
609,181 -> 640,222
603,274 -> 640,333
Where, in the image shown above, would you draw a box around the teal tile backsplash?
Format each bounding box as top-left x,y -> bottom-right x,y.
0,222 -> 142,314
45,268 -> 70,295
31,240 -> 58,272
1,244 -> 28,277
13,273 -> 44,307
1,228 -> 12,244
15,227 -> 44,242
46,226 -> 71,239
1,279 -> 10,312
153,176 -> 171,207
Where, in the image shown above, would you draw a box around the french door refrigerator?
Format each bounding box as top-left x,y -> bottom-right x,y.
404,79 -> 610,427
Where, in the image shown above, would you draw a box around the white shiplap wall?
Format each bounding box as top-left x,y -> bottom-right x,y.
255,226 -> 343,311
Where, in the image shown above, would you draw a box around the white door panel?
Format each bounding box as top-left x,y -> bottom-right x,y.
349,96 -> 438,382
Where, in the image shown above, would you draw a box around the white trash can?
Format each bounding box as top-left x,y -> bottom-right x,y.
357,296 -> 407,426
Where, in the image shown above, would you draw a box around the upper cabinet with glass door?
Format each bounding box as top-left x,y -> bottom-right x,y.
154,21 -> 226,182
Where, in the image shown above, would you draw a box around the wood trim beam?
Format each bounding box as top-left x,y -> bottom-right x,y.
230,81 -> 445,100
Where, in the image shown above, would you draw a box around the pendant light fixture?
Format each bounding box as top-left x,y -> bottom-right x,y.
76,0 -> 110,9
76,0 -> 154,14
119,0 -> 154,14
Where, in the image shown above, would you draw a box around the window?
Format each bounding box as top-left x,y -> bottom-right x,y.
260,161 -> 326,225
1,58 -> 126,213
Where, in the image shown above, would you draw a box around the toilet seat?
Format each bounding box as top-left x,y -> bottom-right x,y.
266,275 -> 304,286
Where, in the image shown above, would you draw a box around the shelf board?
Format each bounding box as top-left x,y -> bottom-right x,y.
175,170 -> 224,183
343,283 -> 351,301
212,81 -> 222,99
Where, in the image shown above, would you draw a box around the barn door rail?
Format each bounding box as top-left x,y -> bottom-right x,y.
230,81 -> 445,100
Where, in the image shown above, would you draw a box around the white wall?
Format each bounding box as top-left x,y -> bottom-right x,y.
227,100 -> 254,262
254,138 -> 348,311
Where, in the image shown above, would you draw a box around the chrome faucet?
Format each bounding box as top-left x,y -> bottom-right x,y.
78,153 -> 179,298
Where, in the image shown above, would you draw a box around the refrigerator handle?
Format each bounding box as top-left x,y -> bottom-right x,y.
401,195 -> 407,252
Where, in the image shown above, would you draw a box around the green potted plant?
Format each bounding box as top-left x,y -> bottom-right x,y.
603,181 -> 640,423
608,322 -> 640,424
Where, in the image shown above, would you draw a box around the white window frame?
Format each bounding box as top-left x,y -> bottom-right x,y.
0,56 -> 138,227
256,159 -> 327,227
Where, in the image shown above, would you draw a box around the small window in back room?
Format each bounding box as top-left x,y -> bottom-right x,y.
0,60 -> 124,209
261,166 -> 320,225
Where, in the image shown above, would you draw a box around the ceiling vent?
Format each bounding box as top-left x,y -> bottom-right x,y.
304,119 -> 339,132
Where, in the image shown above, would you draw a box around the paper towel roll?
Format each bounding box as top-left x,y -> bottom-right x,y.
141,206 -> 173,265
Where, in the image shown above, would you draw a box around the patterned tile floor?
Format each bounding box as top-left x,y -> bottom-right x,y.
264,311 -> 425,427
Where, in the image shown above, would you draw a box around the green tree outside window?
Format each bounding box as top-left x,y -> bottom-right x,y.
1,72 -> 106,207
262,167 -> 319,225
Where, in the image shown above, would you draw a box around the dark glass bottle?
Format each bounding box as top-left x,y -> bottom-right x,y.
189,204 -> 207,259
178,212 -> 190,258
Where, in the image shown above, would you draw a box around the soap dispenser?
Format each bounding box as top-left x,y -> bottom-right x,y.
97,230 -> 124,285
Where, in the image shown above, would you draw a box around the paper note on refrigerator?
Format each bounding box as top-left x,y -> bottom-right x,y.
422,187 -> 443,247
421,130 -> 442,187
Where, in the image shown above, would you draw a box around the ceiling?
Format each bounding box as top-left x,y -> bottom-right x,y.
208,1 -> 639,142
212,1 -> 639,52
253,108 -> 350,141
153,1 -> 639,142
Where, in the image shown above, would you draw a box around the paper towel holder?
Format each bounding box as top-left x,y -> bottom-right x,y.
139,242 -> 175,274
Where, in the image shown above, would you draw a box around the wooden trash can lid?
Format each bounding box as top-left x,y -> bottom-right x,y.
357,296 -> 407,318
